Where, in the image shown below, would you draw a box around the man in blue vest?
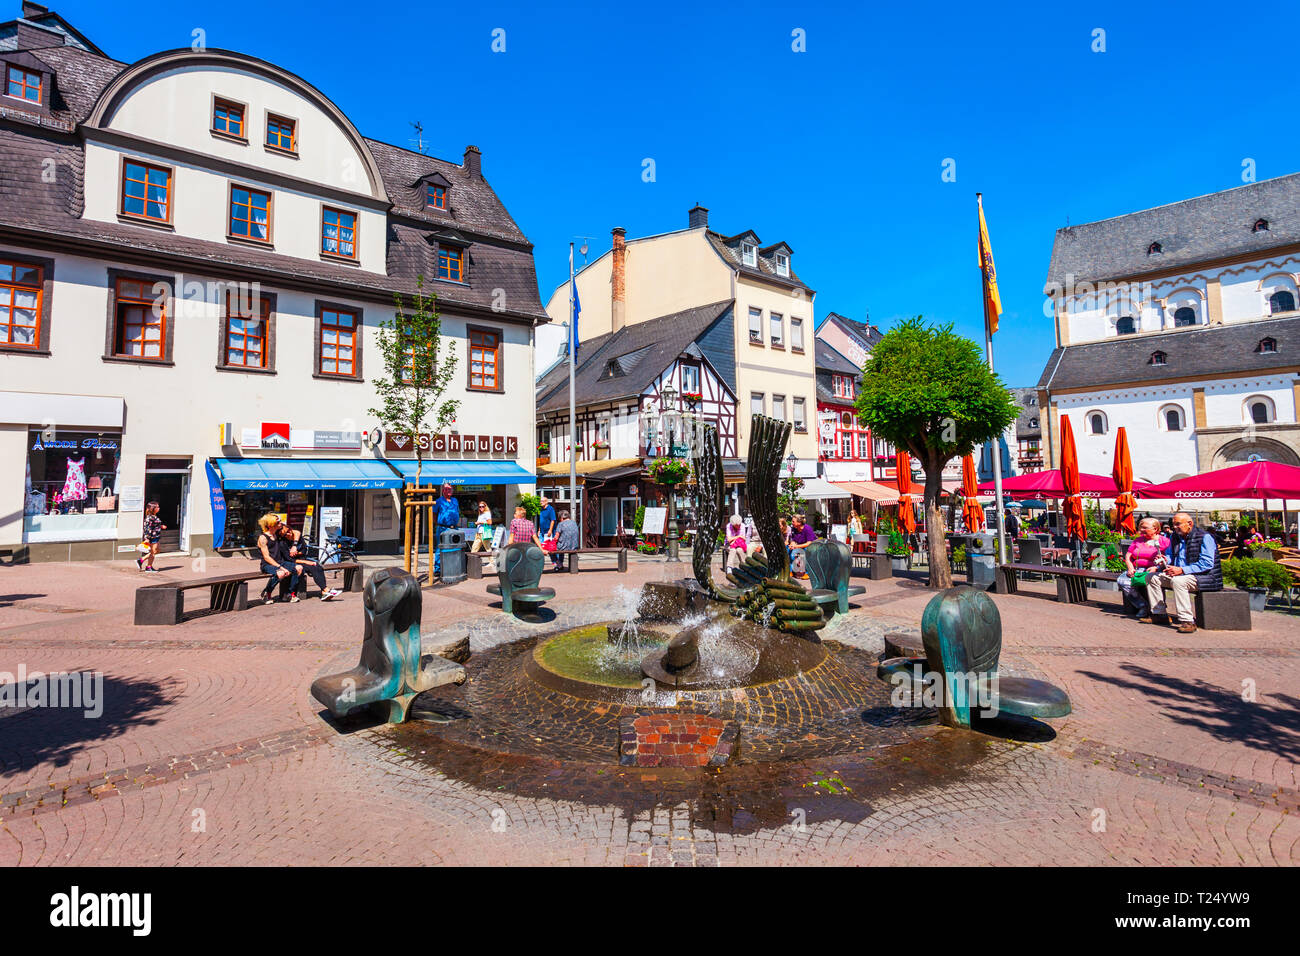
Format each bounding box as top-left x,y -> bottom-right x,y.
537,495 -> 560,570
433,480 -> 461,577
1144,511 -> 1222,634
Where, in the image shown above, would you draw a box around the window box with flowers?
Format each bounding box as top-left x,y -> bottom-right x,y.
681,391 -> 702,407
591,439 -> 610,459
536,442 -> 550,466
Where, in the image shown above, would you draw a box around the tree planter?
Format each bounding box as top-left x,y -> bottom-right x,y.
1094,579 -> 1118,591
1245,587 -> 1268,612
1251,548 -> 1275,561
889,556 -> 908,573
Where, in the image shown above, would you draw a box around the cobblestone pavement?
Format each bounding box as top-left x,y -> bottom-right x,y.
0,554 -> 1297,865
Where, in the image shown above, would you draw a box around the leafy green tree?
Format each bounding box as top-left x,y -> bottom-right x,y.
368,277 -> 460,487
777,474 -> 807,519
855,317 -> 1018,588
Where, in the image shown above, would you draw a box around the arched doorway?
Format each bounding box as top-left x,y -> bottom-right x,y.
1212,437 -> 1300,469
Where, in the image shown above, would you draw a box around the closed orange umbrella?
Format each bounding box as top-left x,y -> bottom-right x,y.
961,454 -> 985,531
1060,415 -> 1086,540
1112,426 -> 1136,535
896,451 -> 916,534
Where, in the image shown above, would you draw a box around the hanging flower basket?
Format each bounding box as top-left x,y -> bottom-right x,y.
649,457 -> 691,485
681,391 -> 702,405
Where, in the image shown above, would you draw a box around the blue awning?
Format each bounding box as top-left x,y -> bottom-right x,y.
387,459 -> 536,485
214,457 -> 403,490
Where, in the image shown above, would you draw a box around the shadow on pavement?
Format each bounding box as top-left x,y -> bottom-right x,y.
0,673 -> 176,777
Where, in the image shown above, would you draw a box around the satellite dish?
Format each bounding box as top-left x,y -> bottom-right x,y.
580,242 -> 589,258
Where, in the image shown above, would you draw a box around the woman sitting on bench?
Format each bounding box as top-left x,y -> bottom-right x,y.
256,513 -> 299,605
275,522 -> 342,602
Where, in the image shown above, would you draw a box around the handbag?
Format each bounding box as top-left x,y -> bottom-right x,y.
1131,569 -> 1149,587
541,538 -> 557,553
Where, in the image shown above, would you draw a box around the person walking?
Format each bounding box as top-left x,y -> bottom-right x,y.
1144,511 -> 1222,634
471,500 -> 494,553
432,481 -> 461,578
137,500 -> 165,572
1004,508 -> 1020,540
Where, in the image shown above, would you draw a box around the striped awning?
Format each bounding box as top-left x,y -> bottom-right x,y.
830,480 -> 901,505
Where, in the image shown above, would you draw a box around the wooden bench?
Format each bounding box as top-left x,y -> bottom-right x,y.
134,561 -> 364,626
995,563 -> 1119,604
556,547 -> 628,573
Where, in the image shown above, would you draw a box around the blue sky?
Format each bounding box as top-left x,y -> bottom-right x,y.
63,0 -> 1300,385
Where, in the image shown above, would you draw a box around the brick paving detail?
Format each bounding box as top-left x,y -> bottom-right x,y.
0,556 -> 1296,866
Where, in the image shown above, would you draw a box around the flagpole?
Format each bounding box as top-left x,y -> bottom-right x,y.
978,193 -> 1008,565
568,243 -> 579,542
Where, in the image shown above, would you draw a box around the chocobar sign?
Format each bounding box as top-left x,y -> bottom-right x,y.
384,432 -> 519,456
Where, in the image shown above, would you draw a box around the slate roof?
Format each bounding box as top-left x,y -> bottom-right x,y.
822,311 -> 883,350
1045,172 -> 1300,288
706,230 -> 813,294
536,301 -> 733,415
1010,386 -> 1041,439
815,338 -> 859,375
1036,317 -> 1300,391
0,22 -> 546,321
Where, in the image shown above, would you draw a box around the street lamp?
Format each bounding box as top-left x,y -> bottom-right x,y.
786,452 -> 798,477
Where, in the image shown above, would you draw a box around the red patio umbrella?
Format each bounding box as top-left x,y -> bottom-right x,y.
1112,426 -> 1136,535
1060,415 -> 1086,540
977,470 -> 1149,498
896,451 -> 916,534
961,454 -> 985,531
1138,460 -> 1300,499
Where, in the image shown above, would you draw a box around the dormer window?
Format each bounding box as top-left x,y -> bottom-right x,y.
742,242 -> 756,267
1149,350 -> 1167,366
1254,218 -> 1269,232
1147,241 -> 1162,255
426,184 -> 446,209
775,252 -> 789,277
437,245 -> 465,282
1259,336 -> 1278,354
6,65 -> 40,104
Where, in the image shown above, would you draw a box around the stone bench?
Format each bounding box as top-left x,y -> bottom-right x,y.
134,561 -> 364,625
851,550 -> 892,580
1194,589 -> 1252,631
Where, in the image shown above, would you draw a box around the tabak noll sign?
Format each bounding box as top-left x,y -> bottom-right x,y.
384,432 -> 518,456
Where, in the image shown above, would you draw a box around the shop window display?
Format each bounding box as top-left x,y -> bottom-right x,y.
26,429 -> 121,515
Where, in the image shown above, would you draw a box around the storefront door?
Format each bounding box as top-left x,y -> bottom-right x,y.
144,473 -> 184,553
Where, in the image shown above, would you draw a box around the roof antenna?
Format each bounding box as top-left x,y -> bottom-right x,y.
409,121 -> 426,154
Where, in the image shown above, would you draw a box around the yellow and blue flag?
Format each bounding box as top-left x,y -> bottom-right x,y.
978,194 -> 1002,335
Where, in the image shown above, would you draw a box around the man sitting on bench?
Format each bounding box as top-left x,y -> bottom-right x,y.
1144,511 -> 1221,634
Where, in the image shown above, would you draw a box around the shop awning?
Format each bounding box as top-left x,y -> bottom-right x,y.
214,457 -> 403,490
800,477 -> 852,500
387,459 -> 535,486
831,480 -> 901,505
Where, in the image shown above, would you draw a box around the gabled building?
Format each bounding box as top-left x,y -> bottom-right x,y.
0,3 -> 546,561
1040,172 -> 1300,482
814,338 -> 872,482
534,300 -> 738,544
543,205 -> 819,476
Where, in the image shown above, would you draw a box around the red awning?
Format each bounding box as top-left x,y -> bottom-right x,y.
977,469 -> 1151,499
1138,460 -> 1300,500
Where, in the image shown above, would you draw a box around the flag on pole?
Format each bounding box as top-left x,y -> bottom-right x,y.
568,246 -> 581,358
977,194 -> 1002,335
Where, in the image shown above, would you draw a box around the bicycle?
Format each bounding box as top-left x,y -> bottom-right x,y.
301,532 -> 358,566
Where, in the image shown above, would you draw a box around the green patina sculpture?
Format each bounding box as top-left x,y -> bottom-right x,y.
719,414 -> 826,631
876,586 -> 1072,728
692,422 -> 740,601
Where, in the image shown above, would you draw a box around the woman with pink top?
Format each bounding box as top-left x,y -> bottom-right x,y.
724,515 -> 748,571
1119,517 -> 1169,619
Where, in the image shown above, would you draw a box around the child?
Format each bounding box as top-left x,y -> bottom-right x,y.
137,501 -> 165,572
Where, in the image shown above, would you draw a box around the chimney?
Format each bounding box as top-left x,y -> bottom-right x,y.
688,204 -> 709,230
463,145 -> 481,178
611,227 -> 627,333
21,2 -> 49,17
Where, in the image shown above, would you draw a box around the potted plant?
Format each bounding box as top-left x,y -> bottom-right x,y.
1096,553 -> 1126,589
1252,538 -> 1284,560
536,442 -> 550,466
648,457 -> 691,486
591,439 -> 610,460
886,528 -> 911,572
681,390 -> 702,407
1223,557 -> 1291,612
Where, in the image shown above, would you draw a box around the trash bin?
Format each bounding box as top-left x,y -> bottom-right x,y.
439,527 -> 467,584
966,531 -> 997,590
